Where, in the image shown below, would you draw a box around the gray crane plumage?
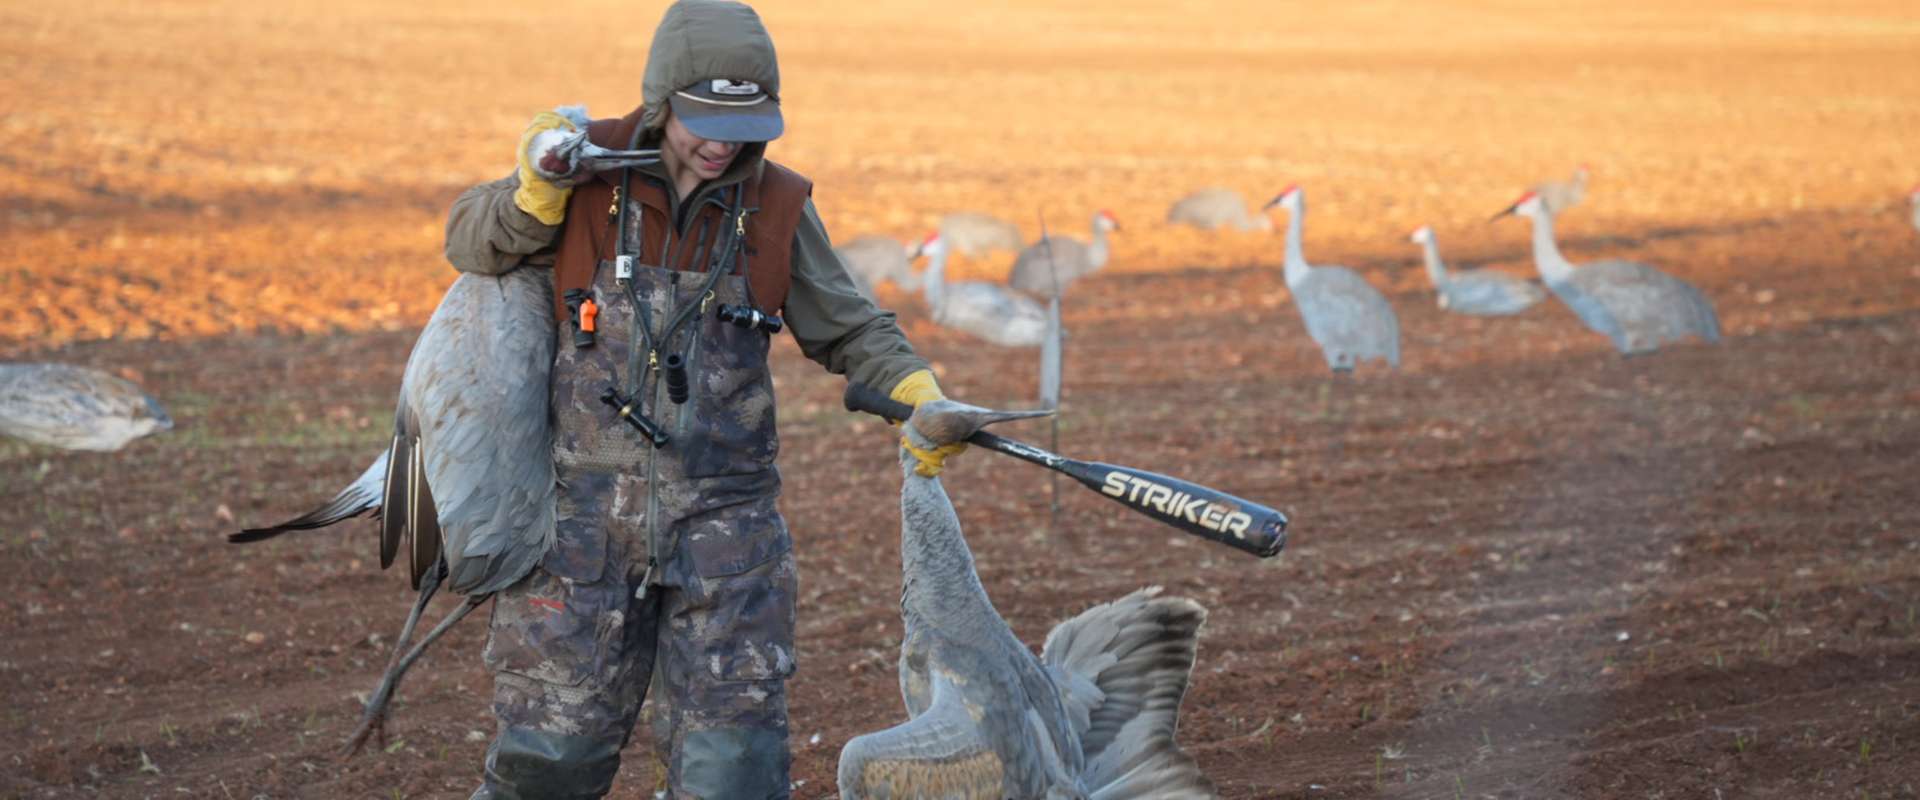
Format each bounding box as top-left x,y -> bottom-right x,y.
235,267 -> 557,596
921,234 -> 1050,347
1166,187 -> 1272,232
1008,211 -> 1118,297
0,363 -> 171,452
1410,226 -> 1545,316
941,211 -> 1026,257
838,400 -> 1215,799
1908,184 -> 1919,234
836,235 -> 922,301
1270,187 -> 1401,371
1500,192 -> 1719,354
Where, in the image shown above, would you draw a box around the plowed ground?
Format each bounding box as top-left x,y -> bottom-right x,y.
5,0 -> 1920,797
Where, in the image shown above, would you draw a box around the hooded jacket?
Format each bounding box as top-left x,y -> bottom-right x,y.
443,2 -> 927,392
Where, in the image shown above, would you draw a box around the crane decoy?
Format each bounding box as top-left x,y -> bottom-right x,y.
232,265 -> 560,753
0,363 -> 171,451
1495,190 -> 1720,354
836,235 -> 922,301
1533,164 -> 1590,216
1265,186 -> 1401,372
940,211 -> 1026,258
1166,187 -> 1272,231
919,233 -> 1050,347
1007,210 -> 1119,297
1409,225 -> 1545,316
838,398 -> 1216,799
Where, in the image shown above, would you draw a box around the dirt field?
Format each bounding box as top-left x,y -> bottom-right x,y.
5,0 -> 1920,798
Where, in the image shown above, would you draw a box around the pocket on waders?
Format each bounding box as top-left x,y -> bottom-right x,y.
686,544 -> 799,684
681,315 -> 779,479
482,566 -> 630,690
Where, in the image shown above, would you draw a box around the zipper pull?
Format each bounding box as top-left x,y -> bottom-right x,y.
648,349 -> 658,368
701,290 -> 716,314
634,557 -> 657,600
735,209 -> 746,238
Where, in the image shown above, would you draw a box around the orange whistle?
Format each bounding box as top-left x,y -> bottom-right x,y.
579,298 -> 598,333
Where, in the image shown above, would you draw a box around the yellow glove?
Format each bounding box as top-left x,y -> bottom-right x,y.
892,369 -> 966,477
513,111 -> 578,226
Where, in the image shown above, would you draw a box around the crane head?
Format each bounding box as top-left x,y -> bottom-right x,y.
914,231 -> 944,259
1909,182 -> 1920,200
1261,185 -> 1301,213
1491,190 -> 1543,222
1409,225 -> 1433,244
1096,209 -> 1121,232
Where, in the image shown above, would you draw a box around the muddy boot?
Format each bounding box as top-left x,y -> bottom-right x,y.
675,726 -> 790,800
471,727 -> 622,800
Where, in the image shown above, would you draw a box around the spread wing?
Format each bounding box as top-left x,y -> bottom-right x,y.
838,674 -> 1005,800
400,269 -> 557,595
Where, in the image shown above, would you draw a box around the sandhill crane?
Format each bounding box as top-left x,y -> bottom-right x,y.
1534,164 -> 1591,216
920,233 -> 1050,347
940,211 -> 1025,257
1409,225 -> 1546,316
839,399 -> 1216,799
1496,191 -> 1720,354
835,235 -> 921,301
1265,186 -> 1401,371
0,363 -> 171,451
232,265 -> 559,752
1007,210 -> 1119,297
1167,187 -> 1272,231
1908,183 -> 1919,234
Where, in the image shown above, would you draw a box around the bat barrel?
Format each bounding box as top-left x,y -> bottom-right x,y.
1060,460 -> 1288,558
843,383 -> 1289,558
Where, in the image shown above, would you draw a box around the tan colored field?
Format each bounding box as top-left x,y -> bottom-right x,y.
4,0 -> 1917,348
7,3 -> 1920,799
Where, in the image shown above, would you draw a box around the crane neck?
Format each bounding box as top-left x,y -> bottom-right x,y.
1281,204 -> 1309,286
1087,221 -> 1110,269
922,245 -> 947,313
1527,212 -> 1577,283
897,454 -> 1001,631
1418,236 -> 1448,287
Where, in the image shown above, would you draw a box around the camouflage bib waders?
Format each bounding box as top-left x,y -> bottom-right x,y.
478,176 -> 797,800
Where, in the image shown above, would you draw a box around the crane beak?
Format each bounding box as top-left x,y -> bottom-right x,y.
1488,204 -> 1519,224
576,142 -> 663,173
1259,196 -> 1282,212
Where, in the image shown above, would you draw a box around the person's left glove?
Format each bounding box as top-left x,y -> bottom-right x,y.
513,111 -> 584,226
891,369 -> 965,477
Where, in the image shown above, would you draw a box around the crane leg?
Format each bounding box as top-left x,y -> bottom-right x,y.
342,564 -> 487,757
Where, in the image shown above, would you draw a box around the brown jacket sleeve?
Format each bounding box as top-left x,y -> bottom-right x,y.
783,198 -> 930,392
444,174 -> 562,275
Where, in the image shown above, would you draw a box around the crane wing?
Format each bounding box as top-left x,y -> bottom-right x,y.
838,674 -> 1005,799
401,269 -> 557,596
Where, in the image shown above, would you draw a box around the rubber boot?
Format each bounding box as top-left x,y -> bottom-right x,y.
676,727 -> 789,799
470,727 -> 623,800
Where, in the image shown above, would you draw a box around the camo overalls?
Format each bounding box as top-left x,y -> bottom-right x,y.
480,183 -> 795,800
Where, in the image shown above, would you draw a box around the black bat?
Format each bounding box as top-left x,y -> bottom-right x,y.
844,383 -> 1288,558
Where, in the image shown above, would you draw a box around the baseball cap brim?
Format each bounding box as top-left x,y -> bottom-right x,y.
669,80 -> 784,143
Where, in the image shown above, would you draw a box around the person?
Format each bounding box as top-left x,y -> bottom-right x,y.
441,1 -> 965,797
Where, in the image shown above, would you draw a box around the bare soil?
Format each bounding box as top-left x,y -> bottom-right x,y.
5,1 -> 1920,797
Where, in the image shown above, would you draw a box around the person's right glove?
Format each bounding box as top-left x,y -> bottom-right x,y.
513,111 -> 582,226
891,369 -> 966,477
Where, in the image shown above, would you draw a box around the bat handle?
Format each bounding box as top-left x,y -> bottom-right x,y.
844,382 -> 914,423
